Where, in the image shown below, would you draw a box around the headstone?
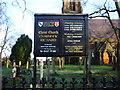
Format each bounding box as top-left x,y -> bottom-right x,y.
19,61 -> 22,67
79,57 -> 83,69
58,57 -> 62,70
6,60 -> 11,68
39,59 -> 43,80
61,57 -> 64,69
58,57 -> 64,70
12,63 -> 17,78
26,61 -> 29,69
36,59 -> 39,67
13,62 -> 16,67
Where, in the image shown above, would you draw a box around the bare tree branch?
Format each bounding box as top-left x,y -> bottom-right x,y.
89,1 -> 119,41
82,0 -> 88,7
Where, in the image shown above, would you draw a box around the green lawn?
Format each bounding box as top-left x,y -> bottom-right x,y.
2,65 -> 120,87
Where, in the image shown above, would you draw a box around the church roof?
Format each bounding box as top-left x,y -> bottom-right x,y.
88,19 -> 120,38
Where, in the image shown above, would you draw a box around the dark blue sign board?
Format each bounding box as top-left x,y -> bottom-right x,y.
34,14 -> 88,57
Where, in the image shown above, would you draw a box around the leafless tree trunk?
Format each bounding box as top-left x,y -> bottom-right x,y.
0,2 -> 10,60
113,0 -> 120,69
113,0 -> 120,17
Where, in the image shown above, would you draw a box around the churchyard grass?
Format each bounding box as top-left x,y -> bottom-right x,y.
2,64 -> 120,87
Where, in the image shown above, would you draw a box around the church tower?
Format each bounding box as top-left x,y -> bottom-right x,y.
62,0 -> 83,14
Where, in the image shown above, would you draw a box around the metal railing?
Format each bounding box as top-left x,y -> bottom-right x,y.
2,76 -> 120,90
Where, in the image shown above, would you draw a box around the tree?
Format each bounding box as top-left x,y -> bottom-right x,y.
0,0 -> 27,61
10,34 -> 32,65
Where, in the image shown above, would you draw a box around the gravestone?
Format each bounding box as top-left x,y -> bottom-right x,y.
39,59 -> 43,80
12,62 -> 17,78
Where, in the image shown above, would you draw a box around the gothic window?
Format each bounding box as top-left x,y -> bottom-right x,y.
70,0 -> 76,11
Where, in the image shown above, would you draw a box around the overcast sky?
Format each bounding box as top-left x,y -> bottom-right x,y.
2,0 -> 119,58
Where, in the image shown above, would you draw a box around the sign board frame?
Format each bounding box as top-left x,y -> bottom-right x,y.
34,14 -> 88,57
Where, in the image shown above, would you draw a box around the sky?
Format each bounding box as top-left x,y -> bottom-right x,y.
5,0 -> 118,40
1,0 -> 119,58
5,0 -> 63,42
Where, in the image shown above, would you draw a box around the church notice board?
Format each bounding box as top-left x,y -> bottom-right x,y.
34,14 -> 88,57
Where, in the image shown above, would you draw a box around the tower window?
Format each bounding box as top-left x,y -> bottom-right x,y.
70,0 -> 76,11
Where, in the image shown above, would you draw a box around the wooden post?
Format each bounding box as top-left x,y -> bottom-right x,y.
47,57 -> 50,81
84,56 -> 87,77
52,57 -> 56,75
33,56 -> 36,88
87,51 -> 92,79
